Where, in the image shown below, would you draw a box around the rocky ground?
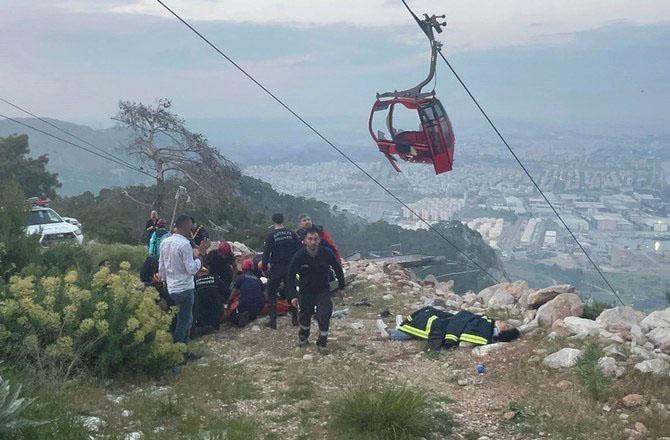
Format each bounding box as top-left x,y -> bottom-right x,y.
74,259 -> 670,440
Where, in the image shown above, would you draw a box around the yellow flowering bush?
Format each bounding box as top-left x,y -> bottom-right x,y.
0,262 -> 184,378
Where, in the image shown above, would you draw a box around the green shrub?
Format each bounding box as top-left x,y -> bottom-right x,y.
37,243 -> 93,278
0,263 -> 183,379
0,179 -> 41,281
581,299 -> 612,320
0,376 -> 46,436
331,386 -> 452,440
85,243 -> 147,273
575,343 -> 610,401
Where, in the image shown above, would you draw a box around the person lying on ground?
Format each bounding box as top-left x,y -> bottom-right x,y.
380,306 -> 520,351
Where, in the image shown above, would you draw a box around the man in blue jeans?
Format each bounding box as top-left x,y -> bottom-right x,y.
159,214 -> 210,361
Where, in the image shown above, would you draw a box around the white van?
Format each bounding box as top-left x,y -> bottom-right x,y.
25,201 -> 84,246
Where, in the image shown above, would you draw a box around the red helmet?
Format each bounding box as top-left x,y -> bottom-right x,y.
241,259 -> 254,271
218,241 -> 232,256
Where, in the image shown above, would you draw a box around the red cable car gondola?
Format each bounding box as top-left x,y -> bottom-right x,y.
368,8 -> 455,175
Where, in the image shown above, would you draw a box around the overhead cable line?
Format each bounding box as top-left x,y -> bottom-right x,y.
153,0 -> 501,284
0,113 -> 156,179
396,1 -> 624,305
0,96 -> 141,172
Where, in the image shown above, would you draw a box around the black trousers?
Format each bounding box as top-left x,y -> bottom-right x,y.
298,290 -> 333,338
267,267 -> 289,300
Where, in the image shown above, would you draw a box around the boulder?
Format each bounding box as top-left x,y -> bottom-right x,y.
640,308 -> 670,333
487,291 -> 516,308
472,342 -> 508,356
631,346 -> 654,361
543,348 -> 583,369
518,320 -> 539,334
536,293 -> 584,327
463,292 -> 482,306
634,358 -> 670,376
477,283 -> 504,303
596,306 -> 646,330
647,327 -> 670,349
598,356 -> 625,378
621,394 -> 645,408
563,316 -> 603,337
630,325 -> 647,346
527,284 -> 575,309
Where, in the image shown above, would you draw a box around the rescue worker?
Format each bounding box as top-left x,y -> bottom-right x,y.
287,226 -> 345,353
396,306 -> 520,351
228,259 -> 265,327
204,241 -> 235,297
296,214 -> 341,263
262,213 -> 301,329
193,265 -> 228,334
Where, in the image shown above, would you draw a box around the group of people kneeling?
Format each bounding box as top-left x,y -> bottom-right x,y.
141,212 -> 345,359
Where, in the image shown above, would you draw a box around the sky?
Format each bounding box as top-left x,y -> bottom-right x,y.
1,0 -> 670,135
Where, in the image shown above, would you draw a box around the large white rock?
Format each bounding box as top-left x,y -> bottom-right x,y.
543,348 -> 583,369
563,316 -> 603,336
518,320 -> 539,334
487,290 -> 516,307
463,292 -> 482,306
630,325 -> 647,346
598,356 -> 626,378
640,308 -> 670,333
536,293 -> 584,327
634,358 -> 670,376
472,342 -> 508,356
527,284 -> 575,309
596,306 -> 646,330
647,327 -> 670,349
477,281 -> 528,304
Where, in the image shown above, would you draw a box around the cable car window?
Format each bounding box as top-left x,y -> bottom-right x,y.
433,103 -> 446,119
392,104 -> 422,135
370,107 -> 390,141
420,106 -> 437,123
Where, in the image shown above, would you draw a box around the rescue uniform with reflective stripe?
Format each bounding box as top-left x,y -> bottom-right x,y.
398,307 -> 495,351
398,306 -> 454,340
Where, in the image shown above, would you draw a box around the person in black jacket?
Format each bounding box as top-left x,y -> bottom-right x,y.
204,241 -> 235,297
193,266 -> 228,334
262,213 -> 301,329
287,226 -> 345,353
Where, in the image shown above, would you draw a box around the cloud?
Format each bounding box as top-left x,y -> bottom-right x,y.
66,0 -> 670,51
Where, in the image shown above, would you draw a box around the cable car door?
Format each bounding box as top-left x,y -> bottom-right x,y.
419,100 -> 454,175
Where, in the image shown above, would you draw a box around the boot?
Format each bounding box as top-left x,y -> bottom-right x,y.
289,306 -> 299,327
316,335 -> 329,354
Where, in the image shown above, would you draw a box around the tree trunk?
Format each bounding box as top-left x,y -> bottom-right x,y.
154,158 -> 165,215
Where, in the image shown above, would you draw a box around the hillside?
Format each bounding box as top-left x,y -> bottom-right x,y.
23,257 -> 669,440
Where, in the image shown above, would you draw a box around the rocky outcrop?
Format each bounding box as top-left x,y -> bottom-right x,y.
527,284 -> 575,309
596,306 -> 646,330
536,293 -> 584,327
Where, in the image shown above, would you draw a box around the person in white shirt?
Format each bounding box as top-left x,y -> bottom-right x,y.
159,214 -> 210,350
